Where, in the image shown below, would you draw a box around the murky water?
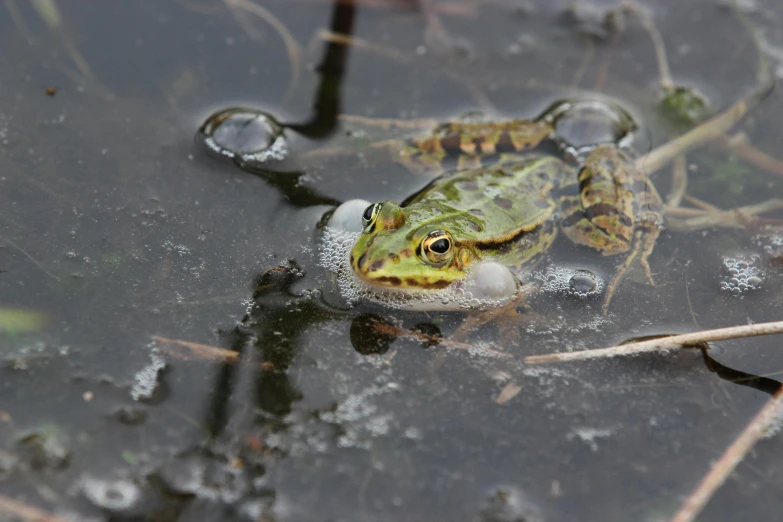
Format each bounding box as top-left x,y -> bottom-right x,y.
2,1 -> 783,521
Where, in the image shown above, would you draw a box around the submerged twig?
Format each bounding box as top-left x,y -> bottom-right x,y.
715,134 -> 783,179
635,0 -> 774,176
670,385 -> 783,522
320,29 -> 410,63
630,0 -> 673,89
524,320 -> 783,364
223,0 -> 302,96
666,154 -> 688,208
666,198 -> 783,232
338,114 -> 438,130
635,84 -> 771,175
153,336 -> 275,370
0,494 -> 70,522
372,323 -> 512,359
0,236 -> 59,281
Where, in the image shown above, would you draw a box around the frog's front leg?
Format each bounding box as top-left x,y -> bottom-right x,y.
559,145 -> 663,311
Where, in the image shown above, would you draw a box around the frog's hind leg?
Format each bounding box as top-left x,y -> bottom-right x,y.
559,145 -> 663,312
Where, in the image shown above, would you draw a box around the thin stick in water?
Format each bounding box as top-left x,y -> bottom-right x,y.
524,320 -> 783,364
0,494 -> 70,522
669,385 -> 783,522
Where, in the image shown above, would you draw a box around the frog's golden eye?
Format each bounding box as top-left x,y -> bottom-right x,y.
421,230 -> 453,264
362,203 -> 382,231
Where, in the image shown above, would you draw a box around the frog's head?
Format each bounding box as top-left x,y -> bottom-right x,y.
350,201 -> 476,292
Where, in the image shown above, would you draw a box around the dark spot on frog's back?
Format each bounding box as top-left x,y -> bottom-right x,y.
493,196 -> 513,210
584,203 -> 633,227
469,208 -> 484,216
369,260 -> 385,272
440,133 -> 462,157
495,132 -> 516,153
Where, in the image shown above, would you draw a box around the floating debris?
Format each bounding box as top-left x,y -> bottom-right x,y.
659,85 -> 710,127
196,108 -> 288,169
719,254 -> 765,295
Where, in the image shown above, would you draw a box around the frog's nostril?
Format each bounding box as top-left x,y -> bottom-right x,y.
357,252 -> 368,270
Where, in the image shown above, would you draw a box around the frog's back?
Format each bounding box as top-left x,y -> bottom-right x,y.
402,155 -> 572,245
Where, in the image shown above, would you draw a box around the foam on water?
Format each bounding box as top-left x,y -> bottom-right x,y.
534,266 -> 604,298
719,254 -> 765,295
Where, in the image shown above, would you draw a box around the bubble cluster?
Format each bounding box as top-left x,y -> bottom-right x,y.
318,226 -> 517,311
719,254 -> 764,295
534,266 -> 604,298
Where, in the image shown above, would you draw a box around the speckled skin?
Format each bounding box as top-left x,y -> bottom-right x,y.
351,119 -> 663,298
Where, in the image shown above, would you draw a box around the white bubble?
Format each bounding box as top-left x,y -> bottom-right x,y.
328,199 -> 371,233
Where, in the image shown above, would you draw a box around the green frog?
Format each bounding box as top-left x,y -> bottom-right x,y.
343,101 -> 663,311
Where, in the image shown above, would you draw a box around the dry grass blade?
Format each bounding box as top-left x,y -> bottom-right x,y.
153,336 -> 275,370
524,320 -> 783,364
495,381 -> 522,404
670,385 -> 783,522
320,30 -> 410,63
0,494 -> 71,522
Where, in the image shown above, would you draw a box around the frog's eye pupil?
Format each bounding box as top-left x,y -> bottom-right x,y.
362,204 -> 375,222
429,238 -> 450,254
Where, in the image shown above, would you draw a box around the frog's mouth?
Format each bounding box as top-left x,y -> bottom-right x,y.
352,260 -> 455,293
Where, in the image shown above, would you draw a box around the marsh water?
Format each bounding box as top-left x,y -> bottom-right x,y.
2,1 -> 783,520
